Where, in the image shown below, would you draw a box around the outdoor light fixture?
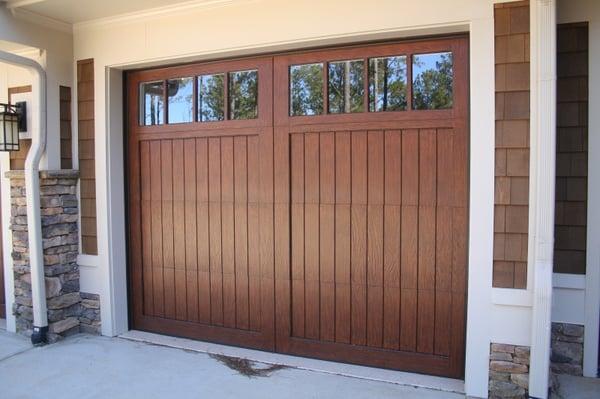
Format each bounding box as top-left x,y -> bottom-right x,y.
0,101 -> 26,151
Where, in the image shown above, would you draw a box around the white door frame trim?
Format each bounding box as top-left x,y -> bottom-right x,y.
583,5 -> 600,378
96,18 -> 494,398
529,0 -> 557,398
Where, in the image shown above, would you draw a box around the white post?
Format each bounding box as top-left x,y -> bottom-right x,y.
529,0 -> 557,398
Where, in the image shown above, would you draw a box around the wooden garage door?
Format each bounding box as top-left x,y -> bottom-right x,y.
128,57 -> 276,350
127,37 -> 468,378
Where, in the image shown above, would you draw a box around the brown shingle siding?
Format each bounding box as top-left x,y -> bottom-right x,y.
77,59 -> 98,255
554,23 -> 588,275
60,85 -> 72,169
493,1 -> 531,288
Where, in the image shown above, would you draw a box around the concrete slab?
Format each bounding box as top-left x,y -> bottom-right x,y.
0,332 -> 464,399
0,329 -> 31,361
122,330 -> 465,394
552,374 -> 600,399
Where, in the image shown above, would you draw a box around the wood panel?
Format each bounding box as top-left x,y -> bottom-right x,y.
274,37 -> 469,378
128,38 -> 468,378
60,85 -> 73,169
78,59 -> 98,255
128,56 -> 274,351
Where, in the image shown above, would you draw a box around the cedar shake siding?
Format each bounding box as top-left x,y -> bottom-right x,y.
78,59 -> 98,255
60,85 -> 73,169
554,23 -> 588,275
493,1 -> 531,289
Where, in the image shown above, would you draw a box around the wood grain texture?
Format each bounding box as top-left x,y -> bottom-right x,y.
127,38 -> 469,377
78,59 -> 98,255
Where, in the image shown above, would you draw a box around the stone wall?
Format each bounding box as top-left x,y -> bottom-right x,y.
7,170 -> 100,342
79,292 -> 101,334
489,343 -> 530,399
551,322 -> 584,376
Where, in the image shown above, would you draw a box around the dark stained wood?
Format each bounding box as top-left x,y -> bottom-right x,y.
127,37 -> 468,377
128,57 -> 276,351
272,37 -> 469,378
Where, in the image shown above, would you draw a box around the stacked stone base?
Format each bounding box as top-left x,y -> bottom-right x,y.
79,292 -> 101,334
8,170 -> 101,342
489,343 -> 530,399
551,322 -> 584,376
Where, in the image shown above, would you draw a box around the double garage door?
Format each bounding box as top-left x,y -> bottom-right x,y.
127,37 -> 468,378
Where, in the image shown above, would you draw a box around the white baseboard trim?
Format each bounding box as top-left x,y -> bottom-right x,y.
120,330 -> 465,394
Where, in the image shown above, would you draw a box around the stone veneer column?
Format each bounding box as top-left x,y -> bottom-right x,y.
8,170 -> 81,342
550,322 -> 584,376
489,343 -> 530,399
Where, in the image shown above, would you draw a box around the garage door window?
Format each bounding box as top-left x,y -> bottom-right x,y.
290,63 -> 324,116
198,73 -> 225,122
140,81 -> 165,125
167,77 -> 194,124
229,69 -> 258,120
412,52 -> 453,110
368,55 -> 408,112
328,59 -> 364,114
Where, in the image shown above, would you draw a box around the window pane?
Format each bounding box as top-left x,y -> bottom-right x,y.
167,77 -> 193,124
412,52 -> 453,110
198,74 -> 225,122
328,60 -> 364,114
140,81 -> 164,125
290,63 -> 323,116
229,70 -> 258,120
368,56 -> 407,112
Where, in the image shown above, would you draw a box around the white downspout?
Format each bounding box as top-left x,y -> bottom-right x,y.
0,50 -> 48,344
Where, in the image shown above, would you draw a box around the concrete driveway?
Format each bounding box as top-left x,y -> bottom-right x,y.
0,329 -> 463,399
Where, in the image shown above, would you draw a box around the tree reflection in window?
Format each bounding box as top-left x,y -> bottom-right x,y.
229,70 -> 258,120
290,63 -> 323,116
167,77 -> 193,124
412,52 -> 453,110
140,81 -> 164,125
198,74 -> 225,122
368,56 -> 407,112
328,60 -> 364,114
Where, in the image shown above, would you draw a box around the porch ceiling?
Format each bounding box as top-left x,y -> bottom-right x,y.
2,0 -> 232,25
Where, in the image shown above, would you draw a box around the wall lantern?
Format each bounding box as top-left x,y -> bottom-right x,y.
0,102 -> 26,152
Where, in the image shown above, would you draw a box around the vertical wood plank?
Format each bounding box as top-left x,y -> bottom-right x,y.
400,129 -> 419,351
221,137 -> 236,328
435,130 -> 454,356
196,138 -> 211,324
304,132 -> 320,340
184,138 -> 198,323
290,133 -> 305,338
208,137 -> 223,326
335,131 -> 351,344
320,132 -> 335,342
150,140 -> 164,318
161,140 -> 176,319
367,131 -> 384,348
383,130 -> 401,350
172,139 -> 188,321
247,135 -> 261,332
417,129 -> 436,354
140,141 -> 154,316
351,131 -> 367,345
234,136 -> 249,330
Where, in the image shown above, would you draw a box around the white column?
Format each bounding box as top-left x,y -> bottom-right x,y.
529,0 -> 557,398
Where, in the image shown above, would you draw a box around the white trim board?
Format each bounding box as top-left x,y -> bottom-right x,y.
557,0 -> 600,379
121,330 -> 465,394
